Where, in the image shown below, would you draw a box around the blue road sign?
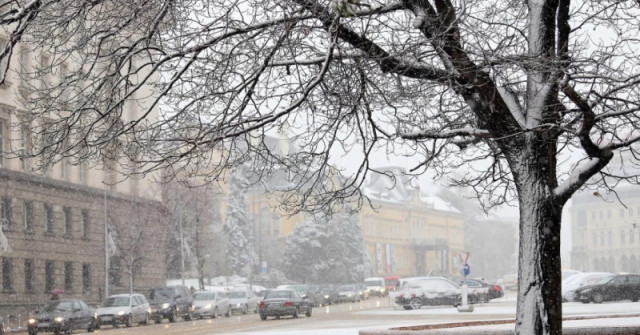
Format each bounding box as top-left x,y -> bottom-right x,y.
461,263 -> 470,277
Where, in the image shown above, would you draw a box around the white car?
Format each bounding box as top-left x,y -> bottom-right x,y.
562,272 -> 611,302
193,291 -> 231,318
96,293 -> 150,328
227,290 -> 260,314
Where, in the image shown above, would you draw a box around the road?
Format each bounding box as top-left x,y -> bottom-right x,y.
14,294 -> 640,335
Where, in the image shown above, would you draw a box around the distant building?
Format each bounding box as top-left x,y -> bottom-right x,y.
570,186 -> 640,273
359,168 -> 466,278
0,35 -> 166,317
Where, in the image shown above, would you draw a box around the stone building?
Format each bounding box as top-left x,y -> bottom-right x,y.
0,36 -> 167,319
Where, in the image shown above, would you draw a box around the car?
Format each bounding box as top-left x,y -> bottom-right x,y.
364,277 -> 386,297
575,274 -> 640,304
499,274 -> 518,291
355,283 -> 369,300
95,293 -> 150,328
394,277 -> 462,310
227,289 -> 260,314
456,278 -> 503,303
192,290 -> 231,318
562,272 -> 611,302
318,285 -> 334,305
276,284 -> 320,307
258,289 -> 313,320
384,276 -> 401,293
27,299 -> 97,335
335,284 -> 360,303
147,285 -> 194,323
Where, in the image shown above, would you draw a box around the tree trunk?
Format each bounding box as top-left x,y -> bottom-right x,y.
512,150 -> 564,335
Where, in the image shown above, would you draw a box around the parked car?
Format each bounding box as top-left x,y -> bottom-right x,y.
456,279 -> 503,303
575,274 -> 640,303
395,277 -> 461,310
95,293 -> 150,328
27,299 -> 97,335
499,274 -> 518,291
335,284 -> 360,303
258,289 -> 313,320
192,290 -> 231,318
364,277 -> 386,297
562,272 -> 611,302
227,289 -> 260,314
147,285 -> 193,323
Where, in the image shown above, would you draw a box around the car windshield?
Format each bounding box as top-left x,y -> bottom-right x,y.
148,288 -> 173,300
365,280 -> 383,286
338,285 -> 354,291
42,301 -> 74,312
596,275 -> 615,285
194,293 -> 217,301
228,291 -> 247,299
385,279 -> 399,286
100,296 -> 130,307
265,290 -> 293,299
320,287 -> 333,293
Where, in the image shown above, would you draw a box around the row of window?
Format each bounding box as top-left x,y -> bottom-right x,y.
590,229 -> 640,248
1,257 -> 91,294
589,207 -> 640,220
592,255 -> 640,274
0,196 -> 90,239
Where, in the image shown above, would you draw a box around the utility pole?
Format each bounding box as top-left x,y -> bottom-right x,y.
103,181 -> 110,298
179,195 -> 185,287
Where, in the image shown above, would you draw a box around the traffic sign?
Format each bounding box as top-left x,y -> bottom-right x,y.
461,263 -> 470,277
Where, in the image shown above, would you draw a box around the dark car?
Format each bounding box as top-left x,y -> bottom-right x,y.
27,299 -> 97,335
575,274 -> 640,304
147,285 -> 194,323
258,289 -> 313,320
456,279 -> 504,303
395,277 -> 461,310
318,285 -> 334,305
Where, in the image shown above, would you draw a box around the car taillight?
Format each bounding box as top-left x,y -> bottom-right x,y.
283,301 -> 293,306
494,285 -> 502,291
410,293 -> 416,298
259,302 -> 265,308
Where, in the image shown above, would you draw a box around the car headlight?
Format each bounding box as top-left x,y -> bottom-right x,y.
54,317 -> 65,323
324,295 -> 329,299
203,304 -> 212,310
28,318 -> 37,325
161,303 -> 170,309
117,311 -> 125,316
348,293 -> 353,297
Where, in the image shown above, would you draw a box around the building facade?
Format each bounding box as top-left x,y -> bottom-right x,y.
0,36 -> 167,319
571,187 -> 640,274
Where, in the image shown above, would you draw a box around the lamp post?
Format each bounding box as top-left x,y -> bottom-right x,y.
103,178 -> 110,299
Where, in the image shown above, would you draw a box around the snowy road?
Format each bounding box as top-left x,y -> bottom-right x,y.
10,295 -> 640,334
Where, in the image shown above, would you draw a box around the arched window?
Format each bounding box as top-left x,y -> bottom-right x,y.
631,230 -> 636,244
621,256 -> 629,273
600,232 -> 605,247
621,230 -> 626,245
630,255 -> 638,274
609,231 -> 613,247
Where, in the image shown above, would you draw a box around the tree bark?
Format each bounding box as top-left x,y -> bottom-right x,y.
511,143 -> 564,335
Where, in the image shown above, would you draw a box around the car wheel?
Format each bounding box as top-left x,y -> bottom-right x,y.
243,304 -> 248,314
225,306 -> 231,317
409,297 -> 423,310
126,314 -> 133,327
154,319 -> 162,324
260,313 -> 267,321
292,307 -> 299,318
592,292 -> 604,304
213,307 -> 219,318
402,305 -> 413,310
29,329 -> 38,335
306,307 -> 312,317
142,313 -> 149,326
184,311 -> 192,321
88,318 -> 96,332
168,308 -> 177,322
564,291 -> 576,302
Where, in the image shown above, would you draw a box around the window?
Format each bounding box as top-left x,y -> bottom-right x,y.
621,230 -> 626,245
81,210 -> 89,239
631,230 -> 635,244
79,163 -> 87,184
607,210 -> 611,219
0,117 -> 7,167
44,203 -> 54,234
63,207 -> 72,237
64,262 -> 73,292
82,263 -> 91,293
2,257 -> 12,292
608,231 -> 613,247
620,209 -> 625,217
1,197 -> 11,228
25,259 -> 34,293
61,158 -> 68,180
630,208 -> 634,217
45,260 -> 55,293
23,200 -> 33,232
600,232 -> 605,247
20,125 -> 32,172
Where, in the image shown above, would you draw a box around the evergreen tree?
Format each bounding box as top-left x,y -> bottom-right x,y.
283,212 -> 368,284
224,166 -> 256,275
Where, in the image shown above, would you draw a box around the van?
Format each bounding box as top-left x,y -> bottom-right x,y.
384,275 -> 401,292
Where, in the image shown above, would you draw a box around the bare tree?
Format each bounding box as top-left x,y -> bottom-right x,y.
3,1 -> 640,334
108,201 -> 147,294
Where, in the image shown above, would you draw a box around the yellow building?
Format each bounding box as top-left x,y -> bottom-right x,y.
359,169 -> 465,278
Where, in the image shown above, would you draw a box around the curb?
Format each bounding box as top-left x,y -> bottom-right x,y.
359,314 -> 640,335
